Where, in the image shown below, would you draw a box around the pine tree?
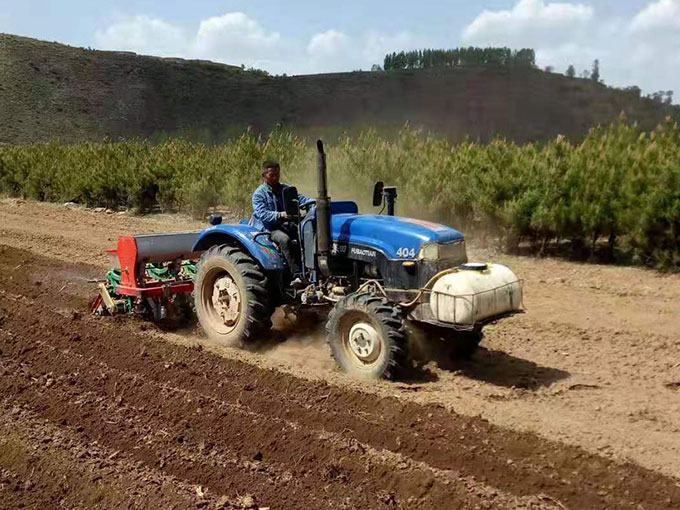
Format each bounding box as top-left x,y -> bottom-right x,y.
591,59 -> 600,83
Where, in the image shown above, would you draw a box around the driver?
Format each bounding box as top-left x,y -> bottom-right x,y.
252,160 -> 311,274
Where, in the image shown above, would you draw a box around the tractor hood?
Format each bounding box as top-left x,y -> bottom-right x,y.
331,214 -> 464,260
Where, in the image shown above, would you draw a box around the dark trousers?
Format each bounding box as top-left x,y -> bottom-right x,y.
270,222 -> 298,273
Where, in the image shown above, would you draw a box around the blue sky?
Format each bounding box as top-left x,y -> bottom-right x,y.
1,0 -> 679,98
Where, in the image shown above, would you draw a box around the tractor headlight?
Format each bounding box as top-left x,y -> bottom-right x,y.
419,241 -> 467,265
419,243 -> 440,260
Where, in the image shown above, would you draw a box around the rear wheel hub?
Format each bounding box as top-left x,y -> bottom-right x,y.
211,275 -> 241,327
348,322 -> 380,363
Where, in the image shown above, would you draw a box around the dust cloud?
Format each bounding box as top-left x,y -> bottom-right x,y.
258,307 -> 336,371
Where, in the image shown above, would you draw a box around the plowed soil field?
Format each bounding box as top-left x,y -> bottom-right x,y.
1,198 -> 680,509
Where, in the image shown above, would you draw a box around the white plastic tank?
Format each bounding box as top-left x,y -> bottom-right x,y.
429,263 -> 522,325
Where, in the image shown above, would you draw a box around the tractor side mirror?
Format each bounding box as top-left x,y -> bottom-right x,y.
372,181 -> 384,207
282,186 -> 300,219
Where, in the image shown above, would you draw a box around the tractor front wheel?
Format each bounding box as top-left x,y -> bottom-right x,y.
194,245 -> 272,348
326,293 -> 408,380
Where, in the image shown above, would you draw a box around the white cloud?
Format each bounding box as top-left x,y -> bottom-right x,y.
92,6 -> 678,99
95,12 -> 429,75
307,30 -> 350,59
463,0 -> 594,46
535,43 -> 601,71
195,12 -> 281,62
460,0 -> 679,100
622,2 -> 680,95
303,29 -> 430,73
630,0 -> 680,32
95,15 -> 188,57
362,31 -> 425,65
95,12 -> 283,70
460,0 -> 598,80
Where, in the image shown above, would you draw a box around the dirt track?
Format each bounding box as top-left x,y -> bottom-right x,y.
2,198 -> 680,509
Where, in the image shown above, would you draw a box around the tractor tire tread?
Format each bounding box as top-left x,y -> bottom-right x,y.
194,244 -> 272,348
326,292 -> 408,380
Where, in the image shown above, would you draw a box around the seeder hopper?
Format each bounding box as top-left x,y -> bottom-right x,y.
91,232 -> 200,321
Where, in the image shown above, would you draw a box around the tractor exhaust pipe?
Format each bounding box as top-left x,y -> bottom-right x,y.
316,140 -> 331,275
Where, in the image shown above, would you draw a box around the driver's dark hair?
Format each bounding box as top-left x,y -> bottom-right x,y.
261,160 -> 280,176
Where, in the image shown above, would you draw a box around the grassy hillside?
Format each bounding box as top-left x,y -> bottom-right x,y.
1,34 -> 677,145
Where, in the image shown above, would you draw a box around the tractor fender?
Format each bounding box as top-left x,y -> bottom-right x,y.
192,224 -> 285,271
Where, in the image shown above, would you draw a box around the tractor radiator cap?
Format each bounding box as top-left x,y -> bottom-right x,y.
460,262 -> 488,271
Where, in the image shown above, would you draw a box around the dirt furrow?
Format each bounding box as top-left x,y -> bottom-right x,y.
0,401 -> 234,509
1,274 -> 680,508
3,199 -> 680,481
0,298 -> 533,510
0,327 -> 573,509
3,199 -> 680,509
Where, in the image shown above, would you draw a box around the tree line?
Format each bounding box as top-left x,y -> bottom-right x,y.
2,120 -> 679,269
563,61 -> 673,104
382,51 -> 673,106
383,47 -> 536,71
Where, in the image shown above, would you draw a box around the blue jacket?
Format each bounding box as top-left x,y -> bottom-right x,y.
251,183 -> 312,231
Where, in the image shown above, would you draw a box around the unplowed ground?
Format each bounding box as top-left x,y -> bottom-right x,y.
1,198 -> 680,509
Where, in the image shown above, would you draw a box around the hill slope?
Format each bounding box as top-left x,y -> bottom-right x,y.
1,34 -> 677,144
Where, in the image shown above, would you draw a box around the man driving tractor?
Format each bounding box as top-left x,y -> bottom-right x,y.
251,160 -> 311,274
94,142 -> 522,380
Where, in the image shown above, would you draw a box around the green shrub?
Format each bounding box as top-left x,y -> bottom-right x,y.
1,119 -> 679,269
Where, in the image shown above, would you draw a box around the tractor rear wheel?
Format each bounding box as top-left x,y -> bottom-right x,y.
326,293 -> 408,380
194,245 -> 272,348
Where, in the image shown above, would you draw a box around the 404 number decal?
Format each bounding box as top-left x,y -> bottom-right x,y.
396,247 -> 416,258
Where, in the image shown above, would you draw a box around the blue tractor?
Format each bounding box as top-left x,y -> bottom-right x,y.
188,141 -> 523,379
